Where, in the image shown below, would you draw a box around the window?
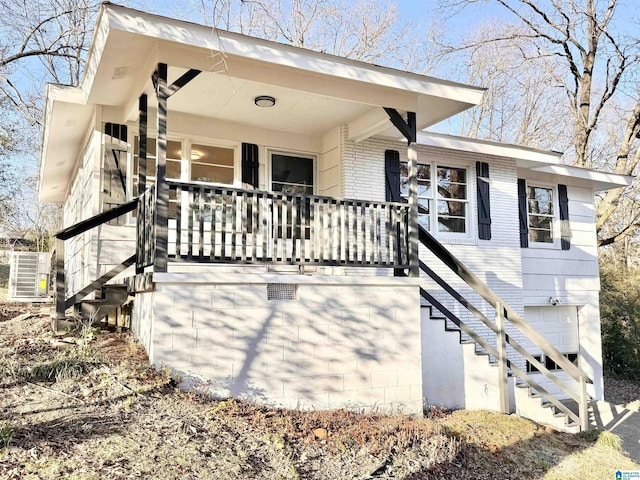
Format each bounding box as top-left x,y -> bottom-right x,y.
132,137 -> 235,192
271,153 -> 314,238
526,353 -> 578,373
527,185 -> 554,243
271,153 -> 314,194
133,136 -> 182,192
190,143 -> 234,183
400,162 -> 469,235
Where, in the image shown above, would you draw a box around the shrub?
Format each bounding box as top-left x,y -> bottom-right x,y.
600,265 -> 640,381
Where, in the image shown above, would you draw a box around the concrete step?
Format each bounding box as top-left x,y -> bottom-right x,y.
78,284 -> 130,323
514,383 -> 580,433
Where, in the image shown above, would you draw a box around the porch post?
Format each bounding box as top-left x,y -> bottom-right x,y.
406,117 -> 419,277
55,237 -> 66,326
138,94 -> 147,197
154,64 -> 169,273
383,108 -> 419,276
496,301 -> 510,414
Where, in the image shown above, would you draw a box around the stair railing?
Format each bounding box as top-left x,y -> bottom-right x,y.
418,225 -> 591,431
53,198 -> 139,324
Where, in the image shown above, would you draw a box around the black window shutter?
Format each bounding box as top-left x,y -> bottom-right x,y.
558,184 -> 571,250
385,150 -> 401,202
104,122 -> 128,142
241,143 -> 259,188
476,162 -> 491,240
518,178 -> 529,248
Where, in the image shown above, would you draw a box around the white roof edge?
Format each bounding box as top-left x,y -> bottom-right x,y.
416,131 -> 632,191
417,131 -> 562,164
529,165 -> 632,191
101,3 -> 485,104
38,83 -> 90,202
45,83 -> 86,104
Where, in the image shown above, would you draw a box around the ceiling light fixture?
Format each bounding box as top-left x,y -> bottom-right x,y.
254,95 -> 276,108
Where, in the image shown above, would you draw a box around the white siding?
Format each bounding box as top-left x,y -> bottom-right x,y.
520,173 -> 603,398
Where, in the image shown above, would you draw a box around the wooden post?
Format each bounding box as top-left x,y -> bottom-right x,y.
136,94 -> 148,275
578,353 -> 589,431
496,301 -> 510,414
138,94 -> 148,197
406,113 -> 419,277
579,375 -> 588,431
154,64 -> 169,273
55,237 -> 66,327
383,107 -> 419,275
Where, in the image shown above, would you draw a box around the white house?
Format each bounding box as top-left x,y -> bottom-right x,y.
38,4 -> 631,432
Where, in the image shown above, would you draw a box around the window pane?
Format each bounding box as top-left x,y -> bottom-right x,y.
529,215 -> 552,231
417,180 -> 431,197
165,159 -> 180,179
437,167 -> 467,200
418,198 -> 430,215
191,163 -> 234,183
167,141 -> 182,160
272,182 -> 313,195
191,144 -> 234,166
134,136 -> 157,157
272,154 -> 314,192
528,186 -> 553,215
438,217 -> 466,233
134,158 -> 157,176
133,137 -> 180,159
530,229 -> 553,243
437,199 -> 466,217
418,214 -> 430,230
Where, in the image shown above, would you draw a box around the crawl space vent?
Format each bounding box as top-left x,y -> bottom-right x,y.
267,283 -> 296,301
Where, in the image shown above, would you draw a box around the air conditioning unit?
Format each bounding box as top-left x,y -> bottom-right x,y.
8,252 -> 51,302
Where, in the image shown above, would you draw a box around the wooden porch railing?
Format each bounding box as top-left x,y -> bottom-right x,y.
136,180 -> 412,269
136,185 -> 156,271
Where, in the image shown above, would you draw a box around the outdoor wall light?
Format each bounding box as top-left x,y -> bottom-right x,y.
254,95 -> 276,107
548,297 -> 562,306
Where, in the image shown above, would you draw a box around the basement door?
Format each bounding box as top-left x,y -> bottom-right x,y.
523,306 -> 579,370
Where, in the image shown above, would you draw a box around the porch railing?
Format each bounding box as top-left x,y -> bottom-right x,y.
136,185 -> 156,270
136,181 -> 411,269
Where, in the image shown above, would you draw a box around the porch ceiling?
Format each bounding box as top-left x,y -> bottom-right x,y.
133,66 -> 375,137
40,3 -> 486,202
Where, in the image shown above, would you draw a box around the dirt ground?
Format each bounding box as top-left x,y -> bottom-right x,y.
0,306 -> 638,479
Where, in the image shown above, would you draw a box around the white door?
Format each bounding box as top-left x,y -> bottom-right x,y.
525,306 -> 579,354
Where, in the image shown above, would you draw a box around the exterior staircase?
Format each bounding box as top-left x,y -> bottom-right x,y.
417,225 -> 592,432
513,383 -> 580,433
76,284 -> 130,327
51,199 -> 138,332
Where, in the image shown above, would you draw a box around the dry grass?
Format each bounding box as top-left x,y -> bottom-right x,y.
0,307 -> 638,479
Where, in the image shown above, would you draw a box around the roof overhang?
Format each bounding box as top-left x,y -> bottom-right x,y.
524,164 -> 633,191
417,131 -> 632,191
40,3 -> 485,202
39,84 -> 94,202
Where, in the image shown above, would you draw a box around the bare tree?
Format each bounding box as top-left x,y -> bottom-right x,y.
0,0 -> 99,124
437,0 -> 640,246
0,0 -> 98,244
187,0 -> 434,72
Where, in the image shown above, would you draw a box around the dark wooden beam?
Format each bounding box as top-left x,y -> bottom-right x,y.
383,108 -> 416,144
154,63 -> 169,273
54,198 -> 138,241
168,69 -> 201,97
55,238 -> 65,321
138,94 -> 148,197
